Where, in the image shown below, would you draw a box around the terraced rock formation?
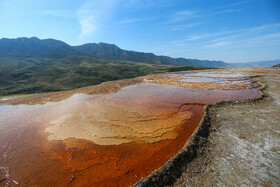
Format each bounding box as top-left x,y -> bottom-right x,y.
0,69 -> 267,186
173,68 -> 280,186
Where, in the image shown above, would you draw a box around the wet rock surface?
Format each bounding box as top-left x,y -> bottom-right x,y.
0,170 -> 6,182
144,69 -> 260,90
0,68 -> 271,186
173,69 -> 280,186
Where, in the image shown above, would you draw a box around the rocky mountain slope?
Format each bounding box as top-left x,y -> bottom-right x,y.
0,37 -> 230,68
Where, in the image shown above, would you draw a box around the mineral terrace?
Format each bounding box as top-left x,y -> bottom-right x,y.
0,68 -> 277,187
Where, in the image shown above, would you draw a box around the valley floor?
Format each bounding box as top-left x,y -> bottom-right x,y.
174,72 -> 280,186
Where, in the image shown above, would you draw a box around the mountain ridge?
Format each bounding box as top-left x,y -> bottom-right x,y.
0,37 -> 230,68
1,37 -> 278,96
0,37 -> 213,95
229,59 -> 280,68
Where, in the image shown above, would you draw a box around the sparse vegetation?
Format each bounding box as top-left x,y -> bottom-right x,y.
0,55 -> 210,95
0,37 -> 216,96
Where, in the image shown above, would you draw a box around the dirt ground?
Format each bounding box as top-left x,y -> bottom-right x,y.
173,72 -> 280,186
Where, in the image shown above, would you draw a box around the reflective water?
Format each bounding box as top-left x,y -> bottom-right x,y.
184,71 -> 256,78
180,76 -> 251,84
178,70 -> 256,85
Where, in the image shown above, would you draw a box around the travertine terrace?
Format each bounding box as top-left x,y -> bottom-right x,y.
174,68 -> 280,186
0,69 -> 266,186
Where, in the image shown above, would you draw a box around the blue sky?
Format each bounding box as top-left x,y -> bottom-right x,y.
0,0 -> 279,62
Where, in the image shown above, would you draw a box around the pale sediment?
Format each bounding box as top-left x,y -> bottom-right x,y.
135,70 -> 279,187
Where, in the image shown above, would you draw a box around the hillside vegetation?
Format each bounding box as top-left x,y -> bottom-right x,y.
0,37 -> 214,95
0,55 -> 208,95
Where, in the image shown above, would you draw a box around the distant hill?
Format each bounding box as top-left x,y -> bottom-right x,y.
1,55 -> 206,95
229,60 -> 280,68
0,37 -> 77,58
0,37 -> 230,68
0,37 -> 214,95
73,42 -> 230,68
9,37 -> 280,96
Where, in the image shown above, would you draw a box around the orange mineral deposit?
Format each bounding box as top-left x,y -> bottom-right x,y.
0,71 -> 261,187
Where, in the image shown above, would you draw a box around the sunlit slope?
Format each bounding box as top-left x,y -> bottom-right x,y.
0,55 -> 208,95
0,37 -> 217,95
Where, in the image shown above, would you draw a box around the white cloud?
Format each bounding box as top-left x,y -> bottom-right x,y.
198,8 -> 241,18
204,41 -> 231,48
169,8 -> 240,23
186,30 -> 242,42
171,22 -> 202,31
266,32 -> 280,38
158,23 -> 280,58
176,10 -> 193,16
78,14 -> 97,39
41,10 -> 74,19
187,35 -> 203,41
185,23 -> 280,42
203,24 -> 280,48
76,0 -> 117,40
172,10 -> 194,22
125,0 -> 173,8
117,18 -> 141,25
219,0 -> 249,9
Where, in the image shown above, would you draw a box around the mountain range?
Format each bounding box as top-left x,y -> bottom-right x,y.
0,37 -> 212,95
0,37 -> 279,96
0,37 -> 230,68
229,59 -> 280,68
